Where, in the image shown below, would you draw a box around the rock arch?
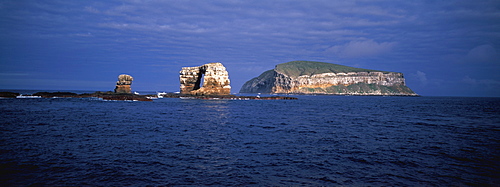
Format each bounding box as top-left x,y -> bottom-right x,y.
179,62 -> 231,95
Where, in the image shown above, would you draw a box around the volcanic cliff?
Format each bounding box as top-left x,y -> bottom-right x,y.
240,61 -> 418,96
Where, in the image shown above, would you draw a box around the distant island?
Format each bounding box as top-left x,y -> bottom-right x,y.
240,61 -> 418,96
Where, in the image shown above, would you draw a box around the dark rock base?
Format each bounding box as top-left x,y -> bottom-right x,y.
177,94 -> 298,100
29,92 -> 153,101
7,92 -> 297,101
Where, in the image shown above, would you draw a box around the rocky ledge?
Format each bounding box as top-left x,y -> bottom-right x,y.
1,91 -> 154,101
178,95 -> 298,100
0,92 -> 20,98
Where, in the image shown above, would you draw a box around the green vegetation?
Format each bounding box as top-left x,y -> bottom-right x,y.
275,61 -> 392,77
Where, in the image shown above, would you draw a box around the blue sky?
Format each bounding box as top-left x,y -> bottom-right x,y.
0,0 -> 499,96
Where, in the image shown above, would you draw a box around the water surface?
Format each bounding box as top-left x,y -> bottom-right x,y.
1,95 -> 499,186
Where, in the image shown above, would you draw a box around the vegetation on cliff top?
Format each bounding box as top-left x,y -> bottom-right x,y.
275,61 -> 391,77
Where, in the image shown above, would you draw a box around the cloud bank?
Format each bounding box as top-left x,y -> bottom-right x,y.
327,40 -> 397,58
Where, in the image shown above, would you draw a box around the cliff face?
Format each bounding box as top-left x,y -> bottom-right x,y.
240,61 -> 417,96
179,62 -> 231,95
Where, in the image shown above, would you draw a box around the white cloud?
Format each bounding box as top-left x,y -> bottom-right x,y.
0,73 -> 30,76
84,6 -> 100,14
464,44 -> 498,64
462,76 -> 500,86
462,76 -> 477,85
327,40 -> 397,58
73,32 -> 93,37
415,71 -> 428,86
409,71 -> 428,87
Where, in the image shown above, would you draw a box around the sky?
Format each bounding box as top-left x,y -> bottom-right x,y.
0,0 -> 499,97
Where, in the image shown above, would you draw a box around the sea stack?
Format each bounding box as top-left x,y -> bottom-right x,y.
179,62 -> 231,95
114,74 -> 133,94
240,61 -> 418,96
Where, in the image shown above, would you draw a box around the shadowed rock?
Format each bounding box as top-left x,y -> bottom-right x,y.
30,91 -> 152,101
0,92 -> 20,98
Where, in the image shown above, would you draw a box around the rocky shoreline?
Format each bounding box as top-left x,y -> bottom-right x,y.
179,95 -> 298,100
0,91 -> 297,101
0,91 -> 155,101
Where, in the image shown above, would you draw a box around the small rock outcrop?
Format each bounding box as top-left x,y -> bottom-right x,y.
114,74 -> 133,93
240,61 -> 418,96
179,62 -> 231,95
0,92 -> 20,98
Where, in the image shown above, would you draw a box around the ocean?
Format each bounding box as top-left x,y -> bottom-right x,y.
1,92 -> 499,186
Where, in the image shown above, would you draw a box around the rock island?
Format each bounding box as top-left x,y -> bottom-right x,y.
180,62 -> 231,95
114,74 -> 134,94
240,61 -> 418,96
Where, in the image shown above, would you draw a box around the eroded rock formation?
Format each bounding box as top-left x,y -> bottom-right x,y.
179,62 -> 231,95
114,74 -> 133,93
240,61 -> 418,96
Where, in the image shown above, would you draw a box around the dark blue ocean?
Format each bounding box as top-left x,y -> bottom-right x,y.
1,93 -> 499,186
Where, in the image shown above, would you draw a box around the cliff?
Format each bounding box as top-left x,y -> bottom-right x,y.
240,61 -> 417,96
179,62 -> 231,95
